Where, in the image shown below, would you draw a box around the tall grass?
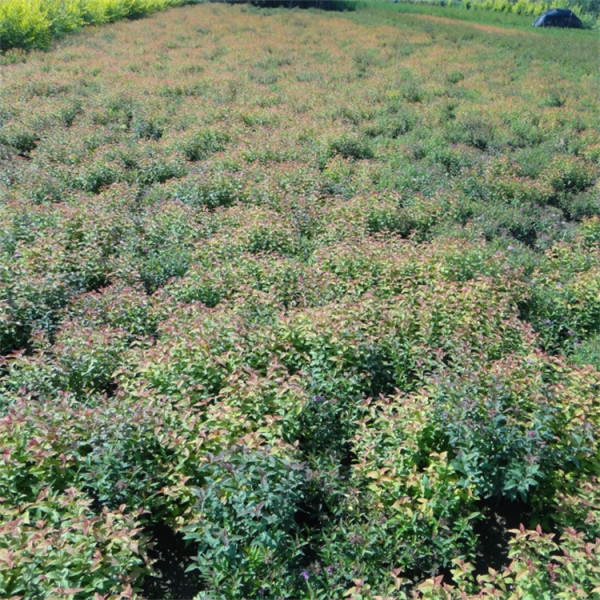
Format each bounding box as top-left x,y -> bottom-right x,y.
0,0 -> 192,51
463,0 -> 598,25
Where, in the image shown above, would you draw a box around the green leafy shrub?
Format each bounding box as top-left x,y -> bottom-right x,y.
428,355 -> 600,505
522,241 -> 600,352
0,123 -> 39,154
152,174 -> 247,210
0,0 -> 51,51
0,488 -> 148,599
52,322 -> 129,398
132,113 -> 164,141
73,162 -> 120,194
345,395 -> 480,579
66,283 -> 158,337
0,0 -> 191,51
132,155 -> 187,188
180,129 -> 230,162
542,155 -> 596,195
138,245 -> 191,292
45,0 -> 84,39
326,133 -> 375,161
184,444 -> 309,599
0,255 -> 71,353
446,115 -> 495,151
362,110 -> 416,139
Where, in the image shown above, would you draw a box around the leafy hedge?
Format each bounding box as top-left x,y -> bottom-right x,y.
0,0 -> 193,51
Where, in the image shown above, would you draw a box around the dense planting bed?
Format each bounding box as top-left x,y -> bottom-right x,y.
0,3 -> 599,598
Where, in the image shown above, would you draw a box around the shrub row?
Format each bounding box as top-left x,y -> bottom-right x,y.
0,0 -> 192,51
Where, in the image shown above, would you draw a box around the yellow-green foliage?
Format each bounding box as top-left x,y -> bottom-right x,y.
0,0 -> 188,51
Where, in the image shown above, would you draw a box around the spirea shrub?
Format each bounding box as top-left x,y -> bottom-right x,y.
0,4 -> 599,598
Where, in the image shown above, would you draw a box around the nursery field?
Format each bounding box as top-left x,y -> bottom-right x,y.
1,3 -> 599,599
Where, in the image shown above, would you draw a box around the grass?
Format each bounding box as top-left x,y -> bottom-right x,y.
361,0 -> 600,28
357,0 -> 600,33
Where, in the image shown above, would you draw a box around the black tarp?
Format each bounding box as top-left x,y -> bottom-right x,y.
532,8 -> 584,28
